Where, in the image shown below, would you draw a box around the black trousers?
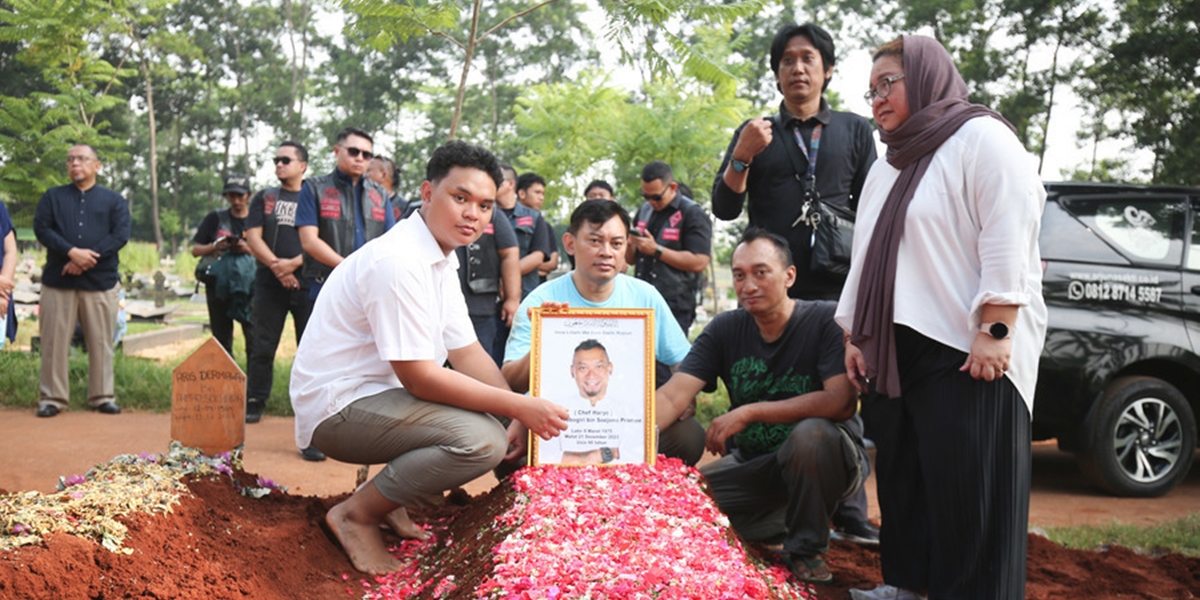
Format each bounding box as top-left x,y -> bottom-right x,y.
246,273 -> 312,403
863,326 -> 1030,600
205,286 -> 254,359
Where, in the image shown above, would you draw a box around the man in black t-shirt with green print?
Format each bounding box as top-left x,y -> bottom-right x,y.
655,227 -> 868,585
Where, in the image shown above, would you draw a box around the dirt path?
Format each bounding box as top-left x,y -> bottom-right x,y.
1,408 -> 1197,528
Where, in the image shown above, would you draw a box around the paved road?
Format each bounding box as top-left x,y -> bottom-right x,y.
1,409 -> 1196,528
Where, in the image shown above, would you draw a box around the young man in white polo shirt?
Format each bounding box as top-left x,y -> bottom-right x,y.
290,141 -> 569,575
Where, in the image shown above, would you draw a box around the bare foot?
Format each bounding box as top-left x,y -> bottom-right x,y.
383,507 -> 432,541
325,501 -> 403,575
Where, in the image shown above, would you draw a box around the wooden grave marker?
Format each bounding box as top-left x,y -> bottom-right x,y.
171,337 -> 246,454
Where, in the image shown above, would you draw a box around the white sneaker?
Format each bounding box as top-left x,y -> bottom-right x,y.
848,584 -> 926,600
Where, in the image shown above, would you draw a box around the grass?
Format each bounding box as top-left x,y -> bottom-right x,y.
1044,514 -> 1200,558
0,312 -> 298,416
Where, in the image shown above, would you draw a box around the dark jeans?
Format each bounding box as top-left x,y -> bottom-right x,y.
205,286 -> 254,359
246,273 -> 313,403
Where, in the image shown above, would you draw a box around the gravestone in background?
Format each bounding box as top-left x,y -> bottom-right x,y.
171,337 -> 245,454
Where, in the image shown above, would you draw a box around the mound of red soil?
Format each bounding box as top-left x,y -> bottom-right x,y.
1,467 -> 1197,599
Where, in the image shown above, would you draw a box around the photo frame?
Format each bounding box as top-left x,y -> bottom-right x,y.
529,307 -> 656,466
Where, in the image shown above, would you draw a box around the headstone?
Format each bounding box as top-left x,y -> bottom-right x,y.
171,337 -> 245,454
153,270 -> 166,308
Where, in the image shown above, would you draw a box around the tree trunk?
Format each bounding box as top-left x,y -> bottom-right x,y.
449,0 -> 484,140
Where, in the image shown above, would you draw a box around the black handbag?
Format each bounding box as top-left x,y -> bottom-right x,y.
800,196 -> 854,276
770,114 -> 856,277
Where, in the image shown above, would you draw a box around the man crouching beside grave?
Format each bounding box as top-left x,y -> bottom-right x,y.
289,141 -> 568,575
655,228 -> 869,585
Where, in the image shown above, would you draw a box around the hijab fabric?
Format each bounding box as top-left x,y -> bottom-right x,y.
850,35 -> 1014,398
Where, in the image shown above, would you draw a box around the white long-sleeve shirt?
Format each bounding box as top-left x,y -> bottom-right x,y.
835,116 -> 1048,413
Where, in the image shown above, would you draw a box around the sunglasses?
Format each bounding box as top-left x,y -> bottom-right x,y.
642,192 -> 667,202
272,156 -> 297,165
342,146 -> 374,160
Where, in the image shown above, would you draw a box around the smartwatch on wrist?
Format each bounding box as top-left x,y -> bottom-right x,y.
730,157 -> 751,173
600,447 -> 614,463
654,246 -> 664,259
980,322 -> 1012,340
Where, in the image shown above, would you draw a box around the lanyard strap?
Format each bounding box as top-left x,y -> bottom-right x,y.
793,123 -> 823,180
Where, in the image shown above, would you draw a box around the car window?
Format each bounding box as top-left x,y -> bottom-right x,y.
1189,202 -> 1200,270
1061,196 -> 1185,267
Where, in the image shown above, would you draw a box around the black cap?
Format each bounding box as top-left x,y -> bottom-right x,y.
222,173 -> 250,195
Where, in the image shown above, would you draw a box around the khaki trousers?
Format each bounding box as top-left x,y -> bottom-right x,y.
38,285 -> 119,409
311,388 -> 508,508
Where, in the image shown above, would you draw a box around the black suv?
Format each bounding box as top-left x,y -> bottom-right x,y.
1036,182 -> 1199,497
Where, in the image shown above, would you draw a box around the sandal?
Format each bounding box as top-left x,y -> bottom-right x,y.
788,554 -> 833,584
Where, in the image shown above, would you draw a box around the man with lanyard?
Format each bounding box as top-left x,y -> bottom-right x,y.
244,141 -> 325,460
627,160 -> 712,334
711,22 -> 875,301
296,126 -> 395,298
711,22 -> 879,545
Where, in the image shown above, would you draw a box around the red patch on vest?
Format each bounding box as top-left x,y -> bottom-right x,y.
669,211 -> 683,227
320,188 -> 342,219
636,220 -> 648,235
661,227 -> 680,241
263,193 -> 277,216
371,207 -> 386,222
484,223 -> 494,235
516,216 -> 534,228
369,188 -> 383,207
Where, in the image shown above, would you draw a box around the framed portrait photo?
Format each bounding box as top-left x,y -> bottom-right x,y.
529,307 -> 656,466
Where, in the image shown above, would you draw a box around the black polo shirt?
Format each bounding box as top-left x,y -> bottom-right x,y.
33,183 -> 131,290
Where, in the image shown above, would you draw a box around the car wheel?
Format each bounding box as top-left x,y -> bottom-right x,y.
1078,376 -> 1196,497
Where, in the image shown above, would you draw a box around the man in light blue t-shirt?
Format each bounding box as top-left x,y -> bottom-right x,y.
502,199 -> 705,470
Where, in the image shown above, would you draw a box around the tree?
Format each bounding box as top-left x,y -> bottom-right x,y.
1080,0 -> 1198,184
0,0 -> 136,223
340,0 -> 763,140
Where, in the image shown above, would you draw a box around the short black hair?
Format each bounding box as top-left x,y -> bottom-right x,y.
569,198 -> 631,235
70,143 -> 100,161
640,161 -> 674,184
499,163 -> 517,183
279,140 -> 309,163
372,155 -> 397,182
769,22 -> 836,92
738,227 -> 794,268
334,126 -> 373,146
573,338 -> 608,356
583,179 -> 613,196
516,172 -> 545,194
425,140 -> 503,188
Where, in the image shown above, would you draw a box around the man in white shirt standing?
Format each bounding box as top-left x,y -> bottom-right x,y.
289,140 -> 569,576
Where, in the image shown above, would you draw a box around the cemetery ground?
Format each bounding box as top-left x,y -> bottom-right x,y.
0,407 -> 1198,598
0,265 -> 1198,597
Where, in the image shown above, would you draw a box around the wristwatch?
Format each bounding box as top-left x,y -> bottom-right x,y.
730,157 -> 751,173
980,322 -> 1012,340
600,447 -> 614,463
654,245 -> 664,259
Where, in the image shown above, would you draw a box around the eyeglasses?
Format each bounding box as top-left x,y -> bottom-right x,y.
273,156 -> 296,165
864,73 -> 905,105
341,146 -> 374,160
65,156 -> 95,164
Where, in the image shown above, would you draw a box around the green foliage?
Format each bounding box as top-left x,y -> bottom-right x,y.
514,71 -> 751,217
695,379 -> 731,429
1045,514 -> 1200,558
1080,0 -> 1200,184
